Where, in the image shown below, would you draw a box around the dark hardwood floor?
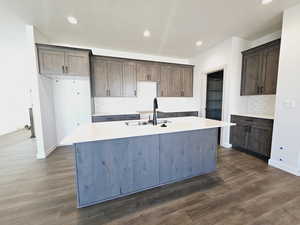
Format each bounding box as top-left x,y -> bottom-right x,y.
1,130 -> 300,225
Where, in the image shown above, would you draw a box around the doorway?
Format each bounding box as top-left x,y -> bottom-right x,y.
206,70 -> 224,144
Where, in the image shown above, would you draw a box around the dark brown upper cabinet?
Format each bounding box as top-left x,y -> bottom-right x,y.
181,66 -> 193,97
91,55 -> 193,98
91,58 -> 108,97
241,39 -> 280,96
123,61 -> 137,97
137,62 -> 161,82
159,65 -> 194,97
37,44 -> 91,76
91,57 -> 137,97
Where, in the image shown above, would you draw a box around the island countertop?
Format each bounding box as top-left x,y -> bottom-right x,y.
61,117 -> 233,145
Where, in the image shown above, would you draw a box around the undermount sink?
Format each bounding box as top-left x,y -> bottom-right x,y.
125,120 -> 171,126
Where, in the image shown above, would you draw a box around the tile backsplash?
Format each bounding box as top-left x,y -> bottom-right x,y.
245,95 -> 276,115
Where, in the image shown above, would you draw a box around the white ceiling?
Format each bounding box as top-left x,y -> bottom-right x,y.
3,0 -> 300,58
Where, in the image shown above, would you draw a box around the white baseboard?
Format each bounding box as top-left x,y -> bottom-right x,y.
221,143 -> 232,148
268,159 -> 300,176
36,145 -> 57,159
36,152 -> 46,159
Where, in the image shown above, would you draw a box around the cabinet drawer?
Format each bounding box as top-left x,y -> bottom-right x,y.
157,111 -> 198,118
231,115 -> 273,129
92,114 -> 140,123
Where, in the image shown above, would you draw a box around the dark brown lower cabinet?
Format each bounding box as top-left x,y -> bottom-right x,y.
230,115 -> 273,159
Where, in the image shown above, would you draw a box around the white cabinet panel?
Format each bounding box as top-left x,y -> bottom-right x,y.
53,78 -> 91,145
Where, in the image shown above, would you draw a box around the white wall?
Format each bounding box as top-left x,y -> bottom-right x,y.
190,37 -> 249,147
0,6 -> 31,135
248,30 -> 282,49
269,4 -> 300,176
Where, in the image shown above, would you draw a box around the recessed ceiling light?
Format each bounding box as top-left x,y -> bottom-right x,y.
196,41 -> 203,47
67,16 -> 78,24
143,29 -> 151,37
262,0 -> 273,5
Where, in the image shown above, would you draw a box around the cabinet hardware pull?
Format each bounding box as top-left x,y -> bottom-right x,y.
65,66 -> 68,74
134,90 -> 137,96
62,66 -> 65,73
260,86 -> 264,94
257,86 -> 259,94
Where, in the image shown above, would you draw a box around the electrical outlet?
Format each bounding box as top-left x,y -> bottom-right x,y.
280,146 -> 284,150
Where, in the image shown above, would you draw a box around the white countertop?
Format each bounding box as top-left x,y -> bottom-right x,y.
61,117 -> 234,145
232,113 -> 274,120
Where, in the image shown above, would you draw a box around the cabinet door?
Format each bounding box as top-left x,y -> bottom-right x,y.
246,126 -> 272,157
137,63 -> 160,81
159,132 -> 186,183
38,47 -> 65,75
170,66 -> 182,97
107,60 -> 123,97
65,50 -> 90,76
230,123 -> 247,149
181,67 -> 193,97
91,58 -> 108,97
123,62 -> 137,97
159,65 -> 172,97
159,65 -> 182,97
241,51 -> 262,95
150,63 -> 161,81
261,44 -> 280,95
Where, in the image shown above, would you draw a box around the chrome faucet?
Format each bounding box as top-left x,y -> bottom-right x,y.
153,98 -> 158,125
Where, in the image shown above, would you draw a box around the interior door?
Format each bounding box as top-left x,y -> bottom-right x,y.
38,47 -> 65,75
123,62 -> 137,97
107,60 -> 123,97
261,44 -> 280,95
241,51 -> 262,95
64,50 -> 90,76
92,58 -> 108,97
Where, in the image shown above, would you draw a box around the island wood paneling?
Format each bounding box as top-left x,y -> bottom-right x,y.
75,135 -> 159,207
74,128 -> 217,208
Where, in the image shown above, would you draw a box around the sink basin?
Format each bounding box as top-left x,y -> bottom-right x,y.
125,120 -> 171,126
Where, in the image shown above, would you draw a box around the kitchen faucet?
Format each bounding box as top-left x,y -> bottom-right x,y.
153,98 -> 158,125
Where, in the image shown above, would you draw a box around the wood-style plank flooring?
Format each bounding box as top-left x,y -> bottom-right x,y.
1,130 -> 300,225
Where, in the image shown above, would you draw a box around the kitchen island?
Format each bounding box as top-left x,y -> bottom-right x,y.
62,117 -> 232,208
